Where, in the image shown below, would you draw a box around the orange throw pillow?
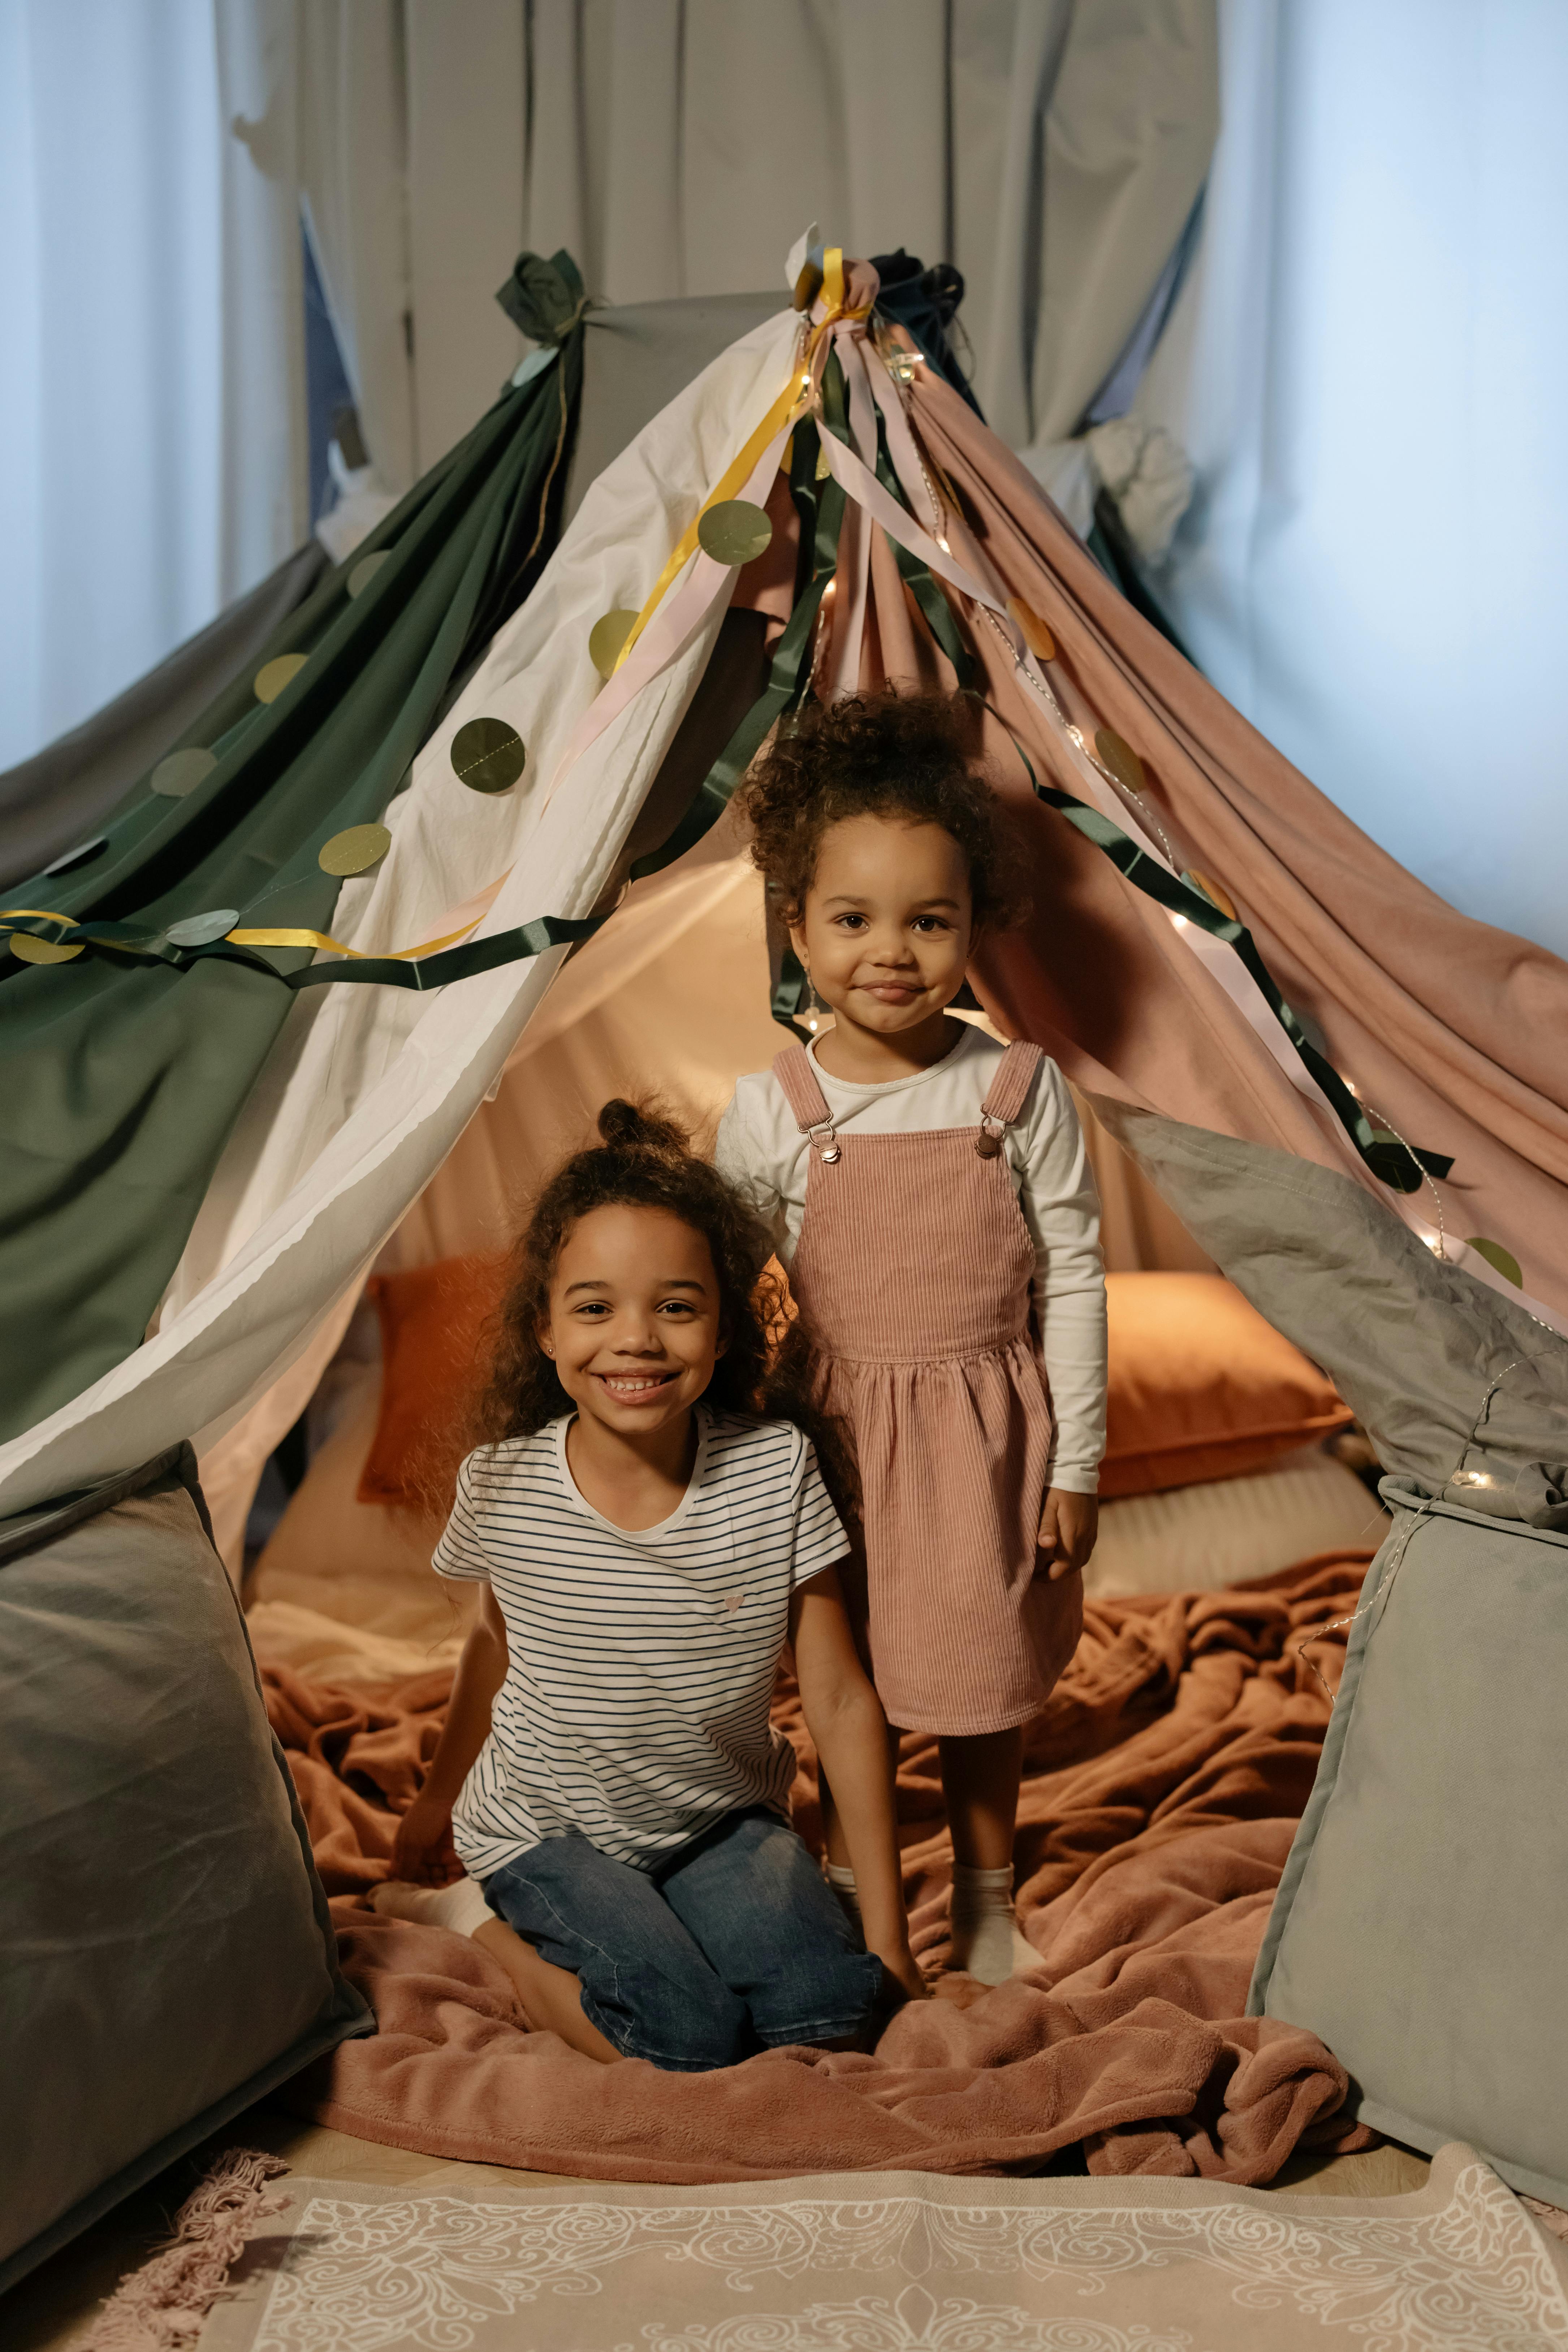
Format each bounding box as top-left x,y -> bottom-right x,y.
356,1252 -> 510,1512
1101,1271 -> 1351,1498
357,1259 -> 1348,1514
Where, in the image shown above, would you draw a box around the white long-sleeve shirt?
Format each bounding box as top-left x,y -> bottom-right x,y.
714,1022 -> 1107,1493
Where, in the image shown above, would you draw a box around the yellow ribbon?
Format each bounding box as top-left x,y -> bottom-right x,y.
227,920 -> 480,961
610,368 -> 811,674
0,907 -> 73,928
610,246 -> 869,677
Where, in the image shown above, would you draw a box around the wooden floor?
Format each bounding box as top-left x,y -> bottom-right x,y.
4,2099 -> 1431,2352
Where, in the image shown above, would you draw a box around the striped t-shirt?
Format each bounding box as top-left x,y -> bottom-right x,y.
433,1407 -> 849,1876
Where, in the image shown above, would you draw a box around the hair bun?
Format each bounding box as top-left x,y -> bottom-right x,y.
596,1097 -> 688,1156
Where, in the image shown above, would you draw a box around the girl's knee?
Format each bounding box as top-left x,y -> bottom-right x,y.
748,1945 -> 885,2053
610,1985 -> 753,2072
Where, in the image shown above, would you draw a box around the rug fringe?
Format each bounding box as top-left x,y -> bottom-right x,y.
74,2147 -> 290,2351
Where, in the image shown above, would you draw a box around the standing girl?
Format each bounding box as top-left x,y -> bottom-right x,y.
375,1099 -> 925,2070
718,691 -> 1107,1985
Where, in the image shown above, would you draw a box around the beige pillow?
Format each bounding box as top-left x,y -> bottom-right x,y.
247,1389 -> 473,1652
1085,1445 -> 1386,1600
245,1598 -> 466,1686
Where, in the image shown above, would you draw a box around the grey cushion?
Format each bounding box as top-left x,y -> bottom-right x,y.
0,1446 -> 369,2290
1248,1482 -> 1568,2203
1088,1100 -> 1568,1529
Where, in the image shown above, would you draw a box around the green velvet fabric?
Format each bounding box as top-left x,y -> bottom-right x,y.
0,260 -> 584,1443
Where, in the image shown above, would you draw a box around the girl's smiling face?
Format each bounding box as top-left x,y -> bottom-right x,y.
791,814 -> 975,1040
540,1203 -> 726,1439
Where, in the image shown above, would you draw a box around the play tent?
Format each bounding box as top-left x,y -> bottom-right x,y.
3,237 -> 1567,2284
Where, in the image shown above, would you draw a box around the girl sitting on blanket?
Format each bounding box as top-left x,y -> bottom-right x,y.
716,690 -> 1107,1985
373,1097 -> 926,2070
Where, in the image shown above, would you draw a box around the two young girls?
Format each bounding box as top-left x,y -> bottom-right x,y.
379,687 -> 1106,2059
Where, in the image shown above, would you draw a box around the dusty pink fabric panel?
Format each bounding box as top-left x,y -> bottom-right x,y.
904,369 -> 1568,1311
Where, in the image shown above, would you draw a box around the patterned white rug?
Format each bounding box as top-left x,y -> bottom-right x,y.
199,2141 -> 1568,2352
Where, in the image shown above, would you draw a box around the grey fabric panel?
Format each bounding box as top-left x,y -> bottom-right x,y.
1088,1099 -> 1568,1527
1248,1486 -> 1568,2204
565,293 -> 785,522
0,2004 -> 356,2300
0,1448 -> 369,2281
0,542 -> 328,889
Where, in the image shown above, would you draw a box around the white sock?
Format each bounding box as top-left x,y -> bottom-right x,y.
370,1874 -> 496,1938
949,1863 -> 1036,1985
825,1861 -> 862,1927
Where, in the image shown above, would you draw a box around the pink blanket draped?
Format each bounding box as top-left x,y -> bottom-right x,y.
267,1553 -> 1375,2185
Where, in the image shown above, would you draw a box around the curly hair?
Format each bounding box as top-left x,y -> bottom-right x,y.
463,1097 -> 859,1527
736,689 -> 1023,931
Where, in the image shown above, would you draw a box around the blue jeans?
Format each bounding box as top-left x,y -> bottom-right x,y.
482,1808 -> 885,2072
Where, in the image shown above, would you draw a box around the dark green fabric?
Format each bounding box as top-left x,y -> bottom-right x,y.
0,254 -> 586,1444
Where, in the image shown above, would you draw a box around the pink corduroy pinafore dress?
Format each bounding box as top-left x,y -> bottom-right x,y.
774,1038 -> 1081,1736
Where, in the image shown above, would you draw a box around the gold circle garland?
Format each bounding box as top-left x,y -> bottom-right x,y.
319,822 -> 392,877
1007,597 -> 1056,661
588,609 -> 639,679
150,747 -> 217,798
1094,727 -> 1146,795
254,653 -> 308,704
165,908 -> 240,949
451,717 -> 526,795
10,933 -> 82,964
696,499 -> 774,568
1466,1237 -> 1523,1288
346,551 -> 391,599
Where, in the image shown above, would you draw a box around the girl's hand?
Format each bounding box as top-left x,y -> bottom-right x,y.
1037,1486 -> 1098,1581
876,1943 -> 932,2006
388,1790 -> 461,1886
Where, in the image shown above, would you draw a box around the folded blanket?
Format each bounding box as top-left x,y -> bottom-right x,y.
264,1552 -> 1374,2184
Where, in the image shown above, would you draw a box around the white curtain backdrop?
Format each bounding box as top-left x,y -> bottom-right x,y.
0,0 -> 1213,771
0,0 -> 307,772
301,0 -> 1216,494
1141,0 -> 1568,958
